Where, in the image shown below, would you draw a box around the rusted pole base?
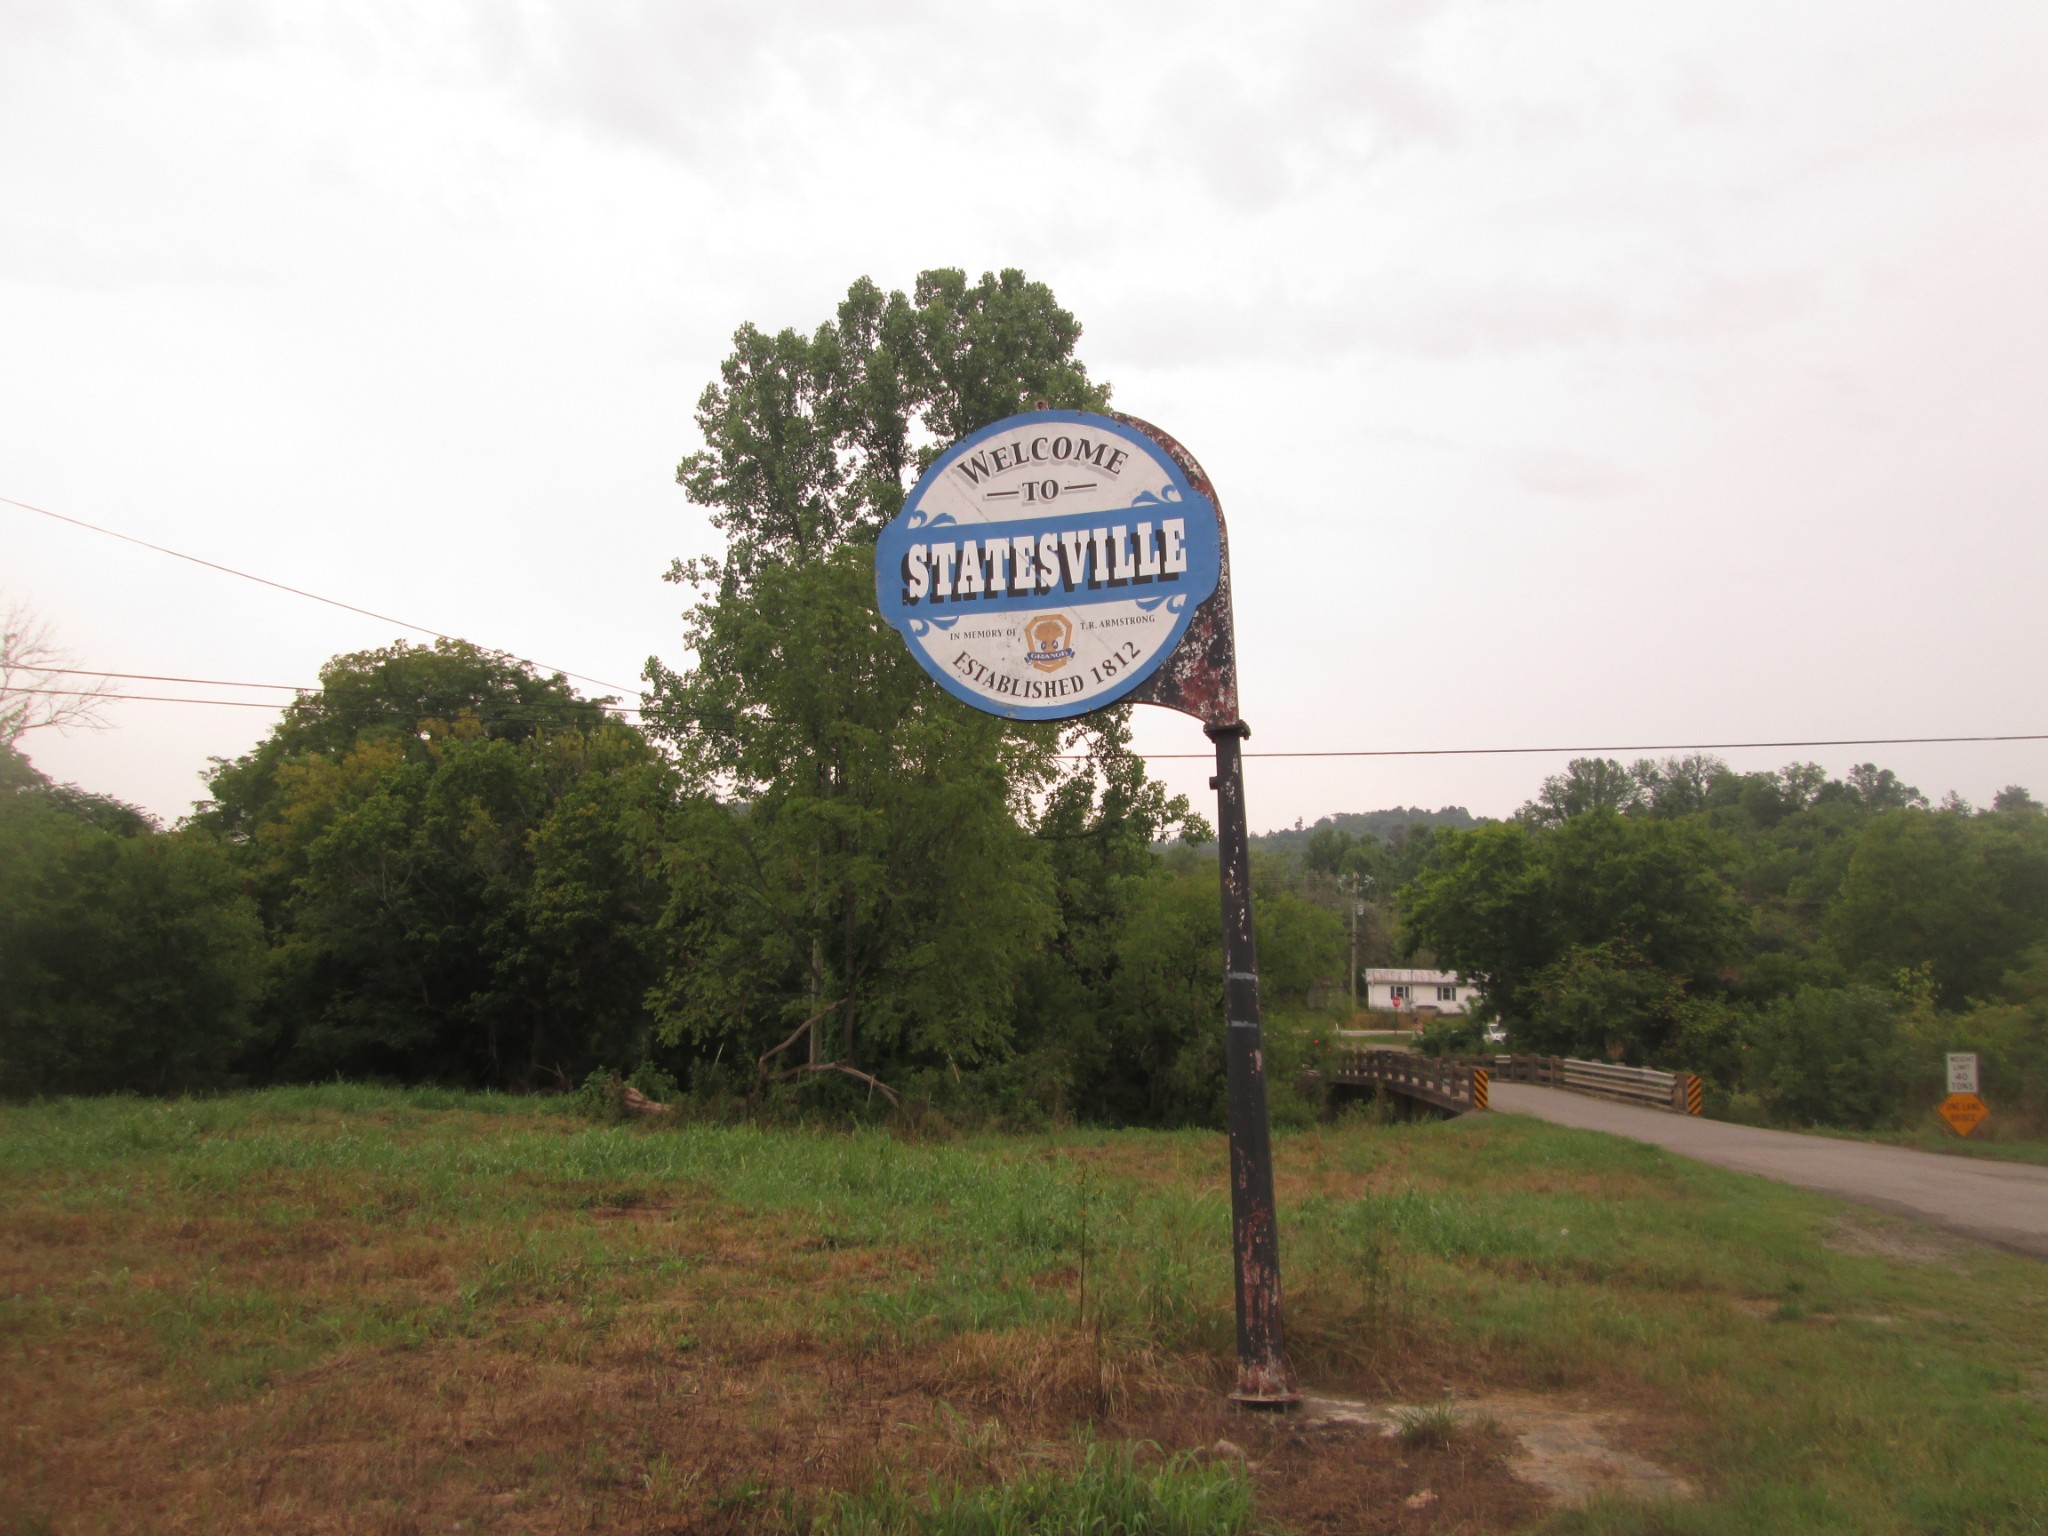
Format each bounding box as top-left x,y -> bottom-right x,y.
1210,721 -> 1300,1410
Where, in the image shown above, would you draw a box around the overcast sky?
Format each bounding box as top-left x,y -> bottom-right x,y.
5,1 -> 2045,831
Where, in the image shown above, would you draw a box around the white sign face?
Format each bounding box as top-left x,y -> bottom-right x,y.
874,411 -> 1222,721
1947,1052 -> 1979,1095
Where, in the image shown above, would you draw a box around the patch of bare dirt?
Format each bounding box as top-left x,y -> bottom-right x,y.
1824,1213 -> 1968,1267
1294,1392 -> 1695,1508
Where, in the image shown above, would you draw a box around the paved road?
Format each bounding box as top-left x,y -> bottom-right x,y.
1488,1083 -> 2048,1258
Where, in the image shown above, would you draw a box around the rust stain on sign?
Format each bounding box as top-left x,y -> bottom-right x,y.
1111,411 -> 1241,730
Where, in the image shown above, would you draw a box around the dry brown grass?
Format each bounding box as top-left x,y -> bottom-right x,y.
40,1089 -> 2041,1534
1,1108 -> 1553,1535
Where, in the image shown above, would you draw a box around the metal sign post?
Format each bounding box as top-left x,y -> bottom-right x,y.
1941,1053 -> 1987,1137
1205,715 -> 1294,1401
875,408 -> 1299,1407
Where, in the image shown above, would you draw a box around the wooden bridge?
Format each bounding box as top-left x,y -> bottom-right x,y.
1318,1048 -> 1489,1115
1309,1048 -> 1703,1118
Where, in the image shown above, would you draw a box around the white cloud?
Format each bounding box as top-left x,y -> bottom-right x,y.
4,0 -> 2047,822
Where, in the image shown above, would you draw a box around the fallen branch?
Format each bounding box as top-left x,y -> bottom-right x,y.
764,1060 -> 901,1108
756,998 -> 848,1077
621,1085 -> 673,1117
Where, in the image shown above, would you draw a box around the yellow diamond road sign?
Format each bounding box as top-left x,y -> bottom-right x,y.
1938,1092 -> 1989,1138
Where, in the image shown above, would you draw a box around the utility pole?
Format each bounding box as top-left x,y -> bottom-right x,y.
1343,873 -> 1360,1014
1342,873 -> 1374,1015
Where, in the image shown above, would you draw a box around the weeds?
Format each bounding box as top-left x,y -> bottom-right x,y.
567,1062 -> 682,1121
814,1438 -> 1252,1535
1391,1402 -> 1464,1449
2,1087 -> 2046,1534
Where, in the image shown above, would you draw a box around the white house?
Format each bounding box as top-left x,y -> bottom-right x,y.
1363,967 -> 1481,1017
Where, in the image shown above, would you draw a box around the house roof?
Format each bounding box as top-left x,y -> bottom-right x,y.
1362,968 -> 1468,986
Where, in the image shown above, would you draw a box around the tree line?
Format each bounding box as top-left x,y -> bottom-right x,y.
0,272 -> 1332,1125
6,268 -> 2042,1136
1401,755 -> 2048,1130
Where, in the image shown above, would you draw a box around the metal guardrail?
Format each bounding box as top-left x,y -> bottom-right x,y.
1486,1054 -> 1703,1115
1316,1049 -> 1704,1117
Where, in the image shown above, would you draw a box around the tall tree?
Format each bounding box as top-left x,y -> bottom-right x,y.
198,641 -> 669,1086
1827,808 -> 2048,1007
199,638 -> 611,850
1,761 -> 263,1096
643,269 -> 1201,1100
1401,810 -> 1745,1059
1519,757 -> 1642,825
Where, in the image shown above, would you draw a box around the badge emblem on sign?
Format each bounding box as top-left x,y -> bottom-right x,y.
1024,613 -> 1075,672
873,410 -> 1223,721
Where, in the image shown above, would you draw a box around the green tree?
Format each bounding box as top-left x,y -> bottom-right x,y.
1253,887 -> 1346,1002
1748,985 -> 1912,1128
1936,945 -> 2048,1130
1092,865 -> 1229,1125
1005,713 -> 1210,1124
1522,941 -> 1688,1063
1543,811 -> 1746,983
1401,811 -> 1744,1059
200,642 -> 670,1086
1519,757 -> 1642,825
1629,753 -> 1731,819
1826,808 -> 2048,1007
646,545 -> 1061,1091
1398,820 -> 1554,1026
1993,785 -> 2043,815
1301,825 -> 1357,878
643,269 -> 1202,1106
198,636 -> 609,831
1,760 -> 263,1095
1825,763 -> 1928,813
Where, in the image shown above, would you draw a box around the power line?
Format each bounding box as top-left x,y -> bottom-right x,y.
29,666 -> 643,712
3,493 -> 639,696
36,667 -> 309,692
5,685 -> 643,718
7,684 -> 2038,754
8,684 -> 2039,757
14,657 -> 2047,762
9,687 -> 293,711
1079,733 -> 2048,761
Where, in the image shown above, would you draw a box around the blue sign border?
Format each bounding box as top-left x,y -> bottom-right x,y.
874,410 -> 1221,721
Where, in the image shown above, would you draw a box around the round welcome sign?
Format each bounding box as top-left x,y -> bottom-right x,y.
874,410 -> 1222,721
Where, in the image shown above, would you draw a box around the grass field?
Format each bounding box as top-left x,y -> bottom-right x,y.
3,1088 -> 2045,1534
1812,1122 -> 2048,1168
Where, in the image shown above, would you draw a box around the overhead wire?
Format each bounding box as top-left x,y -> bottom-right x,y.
6,684 -> 642,722
1080,733 -> 2048,761
29,663 -> 638,708
35,667 -> 310,692
6,495 -> 2040,762
2,493 -> 639,696
9,680 -> 2038,758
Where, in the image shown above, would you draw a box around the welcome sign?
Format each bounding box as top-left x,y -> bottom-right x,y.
872,406 -> 1294,1404
873,410 -> 1223,720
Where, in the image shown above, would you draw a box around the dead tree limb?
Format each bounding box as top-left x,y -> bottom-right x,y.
764,1060 -> 901,1108
756,998 -> 848,1077
621,1085 -> 674,1117
1,599 -> 117,746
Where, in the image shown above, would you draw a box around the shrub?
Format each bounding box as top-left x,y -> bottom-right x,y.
0,792 -> 263,1096
1748,985 -> 1912,1128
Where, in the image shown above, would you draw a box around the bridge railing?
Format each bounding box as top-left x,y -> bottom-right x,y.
1327,1048 -> 1488,1113
1318,1049 -> 1705,1117
1486,1054 -> 1702,1114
